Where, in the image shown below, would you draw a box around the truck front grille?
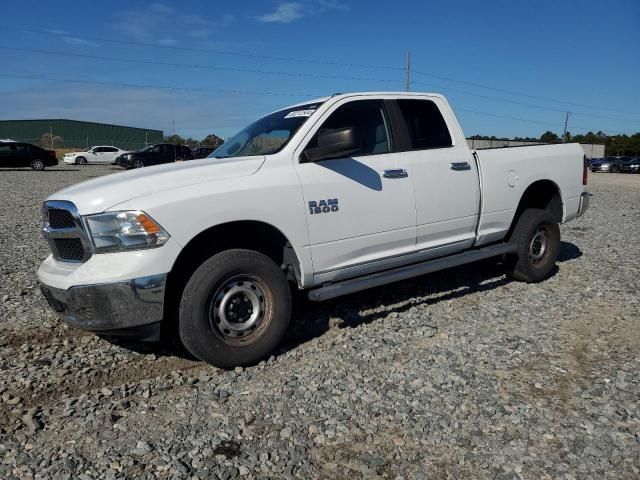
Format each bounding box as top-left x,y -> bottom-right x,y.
42,201 -> 92,263
47,209 -> 75,229
53,238 -> 85,262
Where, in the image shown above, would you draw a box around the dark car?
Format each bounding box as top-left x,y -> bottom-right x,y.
590,156 -> 626,173
115,143 -> 194,169
0,141 -> 58,170
619,156 -> 640,173
192,146 -> 217,159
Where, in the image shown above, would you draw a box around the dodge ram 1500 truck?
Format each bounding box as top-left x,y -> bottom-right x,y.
38,92 -> 590,368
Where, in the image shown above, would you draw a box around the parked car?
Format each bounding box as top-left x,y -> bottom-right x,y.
619,157 -> 640,173
115,144 -> 193,169
63,146 -> 131,165
0,141 -> 58,170
192,146 -> 217,159
590,156 -> 626,173
38,92 -> 589,368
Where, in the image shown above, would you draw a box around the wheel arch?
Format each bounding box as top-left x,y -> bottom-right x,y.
162,220 -> 301,338
507,179 -> 563,239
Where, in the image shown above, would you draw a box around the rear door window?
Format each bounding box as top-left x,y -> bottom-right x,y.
396,99 -> 452,150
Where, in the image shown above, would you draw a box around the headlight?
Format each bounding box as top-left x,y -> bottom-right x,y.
84,211 -> 169,253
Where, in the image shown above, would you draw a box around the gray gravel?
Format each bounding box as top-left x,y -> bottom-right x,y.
0,165 -> 639,479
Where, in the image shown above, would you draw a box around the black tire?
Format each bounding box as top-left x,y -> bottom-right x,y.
132,159 -> 145,169
76,156 -> 87,165
179,249 -> 292,368
504,208 -> 560,283
30,159 -> 45,171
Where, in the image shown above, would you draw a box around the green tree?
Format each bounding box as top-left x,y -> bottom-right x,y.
201,133 -> 224,147
540,131 -> 561,143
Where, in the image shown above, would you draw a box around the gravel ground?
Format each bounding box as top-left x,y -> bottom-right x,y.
0,165 -> 638,479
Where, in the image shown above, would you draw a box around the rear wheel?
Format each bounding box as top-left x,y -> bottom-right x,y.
30,159 -> 45,171
505,208 -> 560,282
76,156 -> 87,165
179,249 -> 292,368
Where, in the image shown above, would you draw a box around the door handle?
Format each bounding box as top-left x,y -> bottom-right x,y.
450,162 -> 471,171
382,169 -> 408,179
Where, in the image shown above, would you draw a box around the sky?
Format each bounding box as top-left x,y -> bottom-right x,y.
1,0 -> 639,140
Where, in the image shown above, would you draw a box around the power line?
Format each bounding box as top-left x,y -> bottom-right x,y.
6,26 -> 635,121
413,79 -> 640,124
0,72 -> 318,98
412,68 -> 637,116
5,27 -> 403,71
0,46 -> 400,85
455,107 -> 609,133
8,26 -> 636,118
4,44 -> 639,126
2,71 -> 609,133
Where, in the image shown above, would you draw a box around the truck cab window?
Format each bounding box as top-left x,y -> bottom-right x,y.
306,100 -> 391,156
396,99 -> 452,150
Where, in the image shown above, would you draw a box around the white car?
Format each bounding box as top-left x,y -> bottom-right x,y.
63,146 -> 130,165
38,92 -> 589,368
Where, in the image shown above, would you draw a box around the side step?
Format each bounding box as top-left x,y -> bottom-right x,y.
308,242 -> 516,302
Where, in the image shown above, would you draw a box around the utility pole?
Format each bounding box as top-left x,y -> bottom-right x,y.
562,111 -> 570,143
405,49 -> 411,92
49,126 -> 54,149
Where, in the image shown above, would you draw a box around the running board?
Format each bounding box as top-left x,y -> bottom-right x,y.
308,242 -> 516,302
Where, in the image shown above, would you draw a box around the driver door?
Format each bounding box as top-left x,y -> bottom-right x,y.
294,99 -> 416,282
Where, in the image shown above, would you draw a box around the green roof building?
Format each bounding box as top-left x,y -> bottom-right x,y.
0,119 -> 163,150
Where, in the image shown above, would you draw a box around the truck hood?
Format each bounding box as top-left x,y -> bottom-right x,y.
47,156 -> 265,215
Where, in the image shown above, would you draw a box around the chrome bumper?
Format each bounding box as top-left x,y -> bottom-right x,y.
577,192 -> 590,218
39,274 -> 167,334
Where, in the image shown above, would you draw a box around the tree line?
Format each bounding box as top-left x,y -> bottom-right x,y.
163,133 -> 224,149
469,131 -> 640,156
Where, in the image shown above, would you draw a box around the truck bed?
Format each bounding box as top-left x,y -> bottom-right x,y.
474,143 -> 586,246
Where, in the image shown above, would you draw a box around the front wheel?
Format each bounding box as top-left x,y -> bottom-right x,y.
179,249 -> 292,368
31,159 -> 45,171
504,208 -> 560,283
132,159 -> 145,169
76,156 -> 87,165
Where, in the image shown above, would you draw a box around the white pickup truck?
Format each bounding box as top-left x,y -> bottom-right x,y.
38,92 -> 589,368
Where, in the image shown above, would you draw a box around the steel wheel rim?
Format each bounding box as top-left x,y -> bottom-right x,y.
529,226 -> 549,264
208,276 -> 269,345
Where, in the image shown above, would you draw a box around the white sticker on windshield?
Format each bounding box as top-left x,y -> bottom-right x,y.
284,109 -> 316,119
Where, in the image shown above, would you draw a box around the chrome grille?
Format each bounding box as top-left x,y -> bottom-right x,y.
43,201 -> 92,263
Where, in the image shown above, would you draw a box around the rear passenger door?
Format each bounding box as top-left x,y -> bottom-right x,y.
98,147 -> 118,164
391,98 -> 480,256
12,144 -> 32,166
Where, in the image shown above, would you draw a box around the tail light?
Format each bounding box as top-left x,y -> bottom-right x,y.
583,155 -> 588,186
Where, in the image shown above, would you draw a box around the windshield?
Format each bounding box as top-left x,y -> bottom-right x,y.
211,102 -> 324,158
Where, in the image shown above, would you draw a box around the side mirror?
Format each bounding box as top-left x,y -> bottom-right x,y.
301,126 -> 360,163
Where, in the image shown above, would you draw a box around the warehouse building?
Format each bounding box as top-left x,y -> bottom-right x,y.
0,119 -> 163,151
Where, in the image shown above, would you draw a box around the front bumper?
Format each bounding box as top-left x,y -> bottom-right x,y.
577,192 -> 590,218
39,274 -> 167,339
